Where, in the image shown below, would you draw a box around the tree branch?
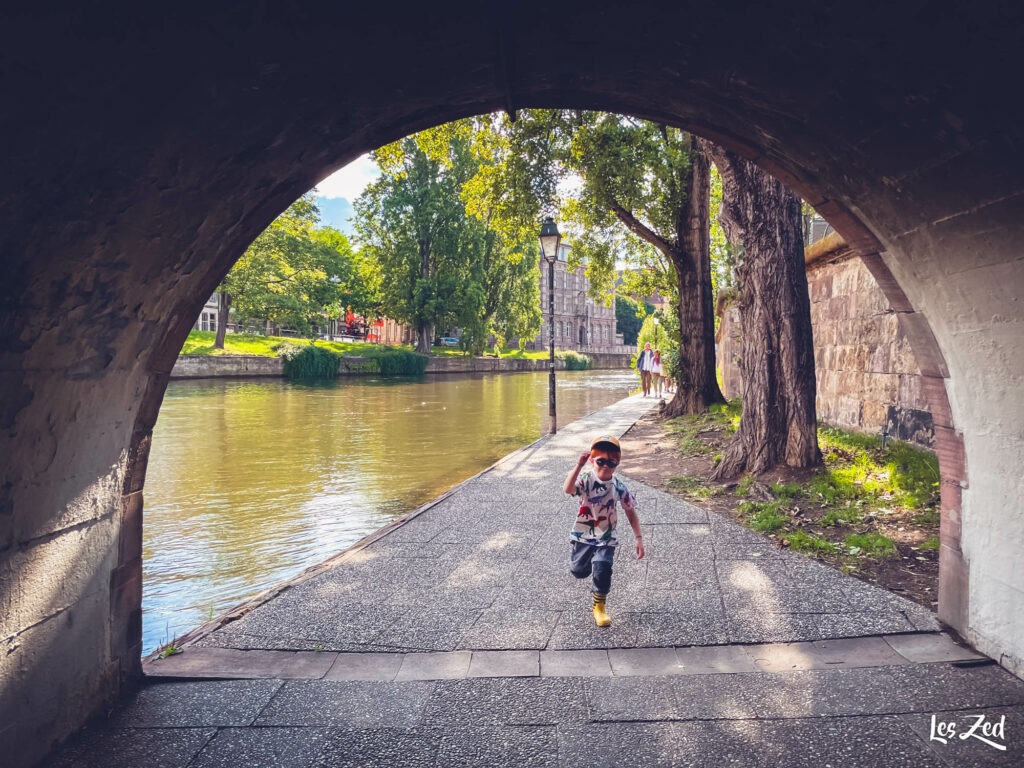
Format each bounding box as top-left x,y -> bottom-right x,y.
607,199 -> 673,255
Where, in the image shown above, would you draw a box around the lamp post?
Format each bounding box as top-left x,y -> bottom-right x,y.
539,217 -> 561,434
653,316 -> 660,348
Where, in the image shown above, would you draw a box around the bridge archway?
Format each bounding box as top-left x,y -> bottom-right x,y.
3,4 -> 1023,765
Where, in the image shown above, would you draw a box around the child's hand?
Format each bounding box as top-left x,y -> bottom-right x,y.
577,452 -> 591,468
635,539 -> 645,559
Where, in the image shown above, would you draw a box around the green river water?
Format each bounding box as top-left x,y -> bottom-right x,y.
143,369 -> 636,653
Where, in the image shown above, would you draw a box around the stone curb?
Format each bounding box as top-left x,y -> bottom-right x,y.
156,394 -> 653,659
145,632 -> 982,682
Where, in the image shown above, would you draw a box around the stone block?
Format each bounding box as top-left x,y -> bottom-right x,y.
394,651 -> 471,680
539,649 -> 612,677
324,652 -> 403,681
883,632 -> 984,663
467,650 -> 540,678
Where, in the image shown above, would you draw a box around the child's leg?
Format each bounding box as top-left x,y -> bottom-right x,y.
569,542 -> 595,580
590,545 -> 616,594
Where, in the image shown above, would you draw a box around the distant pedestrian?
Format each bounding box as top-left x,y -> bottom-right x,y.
563,435 -> 644,626
652,349 -> 664,397
636,342 -> 655,396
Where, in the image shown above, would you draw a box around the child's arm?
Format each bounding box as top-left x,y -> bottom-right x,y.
564,452 -> 591,494
623,502 -> 645,559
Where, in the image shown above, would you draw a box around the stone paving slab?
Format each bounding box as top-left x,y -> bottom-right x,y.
47,662 -> 1024,766
189,395 -> 939,655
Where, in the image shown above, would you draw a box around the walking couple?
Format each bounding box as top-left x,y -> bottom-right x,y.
637,342 -> 665,397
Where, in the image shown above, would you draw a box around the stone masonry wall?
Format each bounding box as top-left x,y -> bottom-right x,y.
717,251 -> 934,448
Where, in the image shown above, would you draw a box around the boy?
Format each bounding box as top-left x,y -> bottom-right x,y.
563,435 -> 644,626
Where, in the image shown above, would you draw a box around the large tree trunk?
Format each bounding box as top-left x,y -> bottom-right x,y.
704,140 -> 821,478
214,291 -> 231,349
661,137 -> 726,417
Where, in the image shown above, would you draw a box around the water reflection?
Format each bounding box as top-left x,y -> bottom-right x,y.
143,369 -> 635,653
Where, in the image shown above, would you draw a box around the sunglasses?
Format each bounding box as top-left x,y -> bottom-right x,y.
594,458 -> 619,468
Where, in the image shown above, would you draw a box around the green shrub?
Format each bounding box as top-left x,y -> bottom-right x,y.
845,532 -> 897,558
377,350 -> 429,376
558,350 -> 592,370
278,343 -> 341,378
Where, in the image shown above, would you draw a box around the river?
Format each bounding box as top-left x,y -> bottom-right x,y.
143,369 -> 636,653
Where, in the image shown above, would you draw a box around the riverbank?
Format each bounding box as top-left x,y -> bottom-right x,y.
171,351 -> 633,378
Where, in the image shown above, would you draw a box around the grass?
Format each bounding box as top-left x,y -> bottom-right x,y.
845,532 -> 897,558
820,506 -> 863,526
786,530 -> 837,555
666,398 -> 742,457
735,474 -> 756,497
920,537 -> 940,550
740,501 -> 788,532
157,642 -> 182,659
669,476 -> 718,499
183,331 -> 417,359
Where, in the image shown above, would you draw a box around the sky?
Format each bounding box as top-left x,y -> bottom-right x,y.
312,154 -> 380,236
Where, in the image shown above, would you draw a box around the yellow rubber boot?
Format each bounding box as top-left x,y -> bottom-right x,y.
592,592 -> 611,627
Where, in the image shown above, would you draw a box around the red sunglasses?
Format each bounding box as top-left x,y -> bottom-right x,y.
594,458 -> 619,468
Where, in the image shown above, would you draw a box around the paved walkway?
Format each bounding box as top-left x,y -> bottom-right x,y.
47,396 -> 1022,766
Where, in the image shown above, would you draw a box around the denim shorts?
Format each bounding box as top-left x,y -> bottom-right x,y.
569,541 -> 616,593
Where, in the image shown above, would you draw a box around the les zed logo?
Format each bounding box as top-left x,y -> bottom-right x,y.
930,714 -> 1007,751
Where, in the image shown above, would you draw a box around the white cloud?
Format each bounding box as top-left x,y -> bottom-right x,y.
314,154 -> 380,200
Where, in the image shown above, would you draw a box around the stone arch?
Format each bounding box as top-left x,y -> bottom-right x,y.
3,4 -> 1023,765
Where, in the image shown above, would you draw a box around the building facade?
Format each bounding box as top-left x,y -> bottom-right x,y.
526,243 -> 627,352
192,293 -> 220,332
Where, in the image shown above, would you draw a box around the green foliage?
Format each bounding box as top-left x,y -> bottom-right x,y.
558,350 -> 592,370
278,343 -> 341,379
845,532 -> 897,558
920,537 -> 940,550
740,501 -> 787,532
913,508 -> 940,526
615,295 -> 655,346
787,530 -> 837,555
221,194 -> 370,335
376,350 -> 429,376
710,398 -> 742,432
358,122 -> 541,355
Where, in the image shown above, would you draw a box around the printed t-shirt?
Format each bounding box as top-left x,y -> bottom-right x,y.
571,471 -> 633,547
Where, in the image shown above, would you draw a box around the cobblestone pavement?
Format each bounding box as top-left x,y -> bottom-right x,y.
45,395 -> 1022,766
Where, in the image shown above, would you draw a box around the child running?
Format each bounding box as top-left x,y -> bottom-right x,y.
563,435 -> 644,626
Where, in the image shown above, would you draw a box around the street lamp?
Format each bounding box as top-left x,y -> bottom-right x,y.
653,316 -> 660,348
539,217 -> 561,435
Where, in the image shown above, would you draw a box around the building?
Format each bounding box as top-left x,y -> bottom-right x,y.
192,293 -> 220,332
526,243 -> 628,352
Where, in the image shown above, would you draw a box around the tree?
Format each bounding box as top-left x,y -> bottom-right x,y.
615,295 -> 655,347
216,194 -> 368,346
357,126 -> 541,355
458,111 -> 724,415
704,141 -> 822,478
